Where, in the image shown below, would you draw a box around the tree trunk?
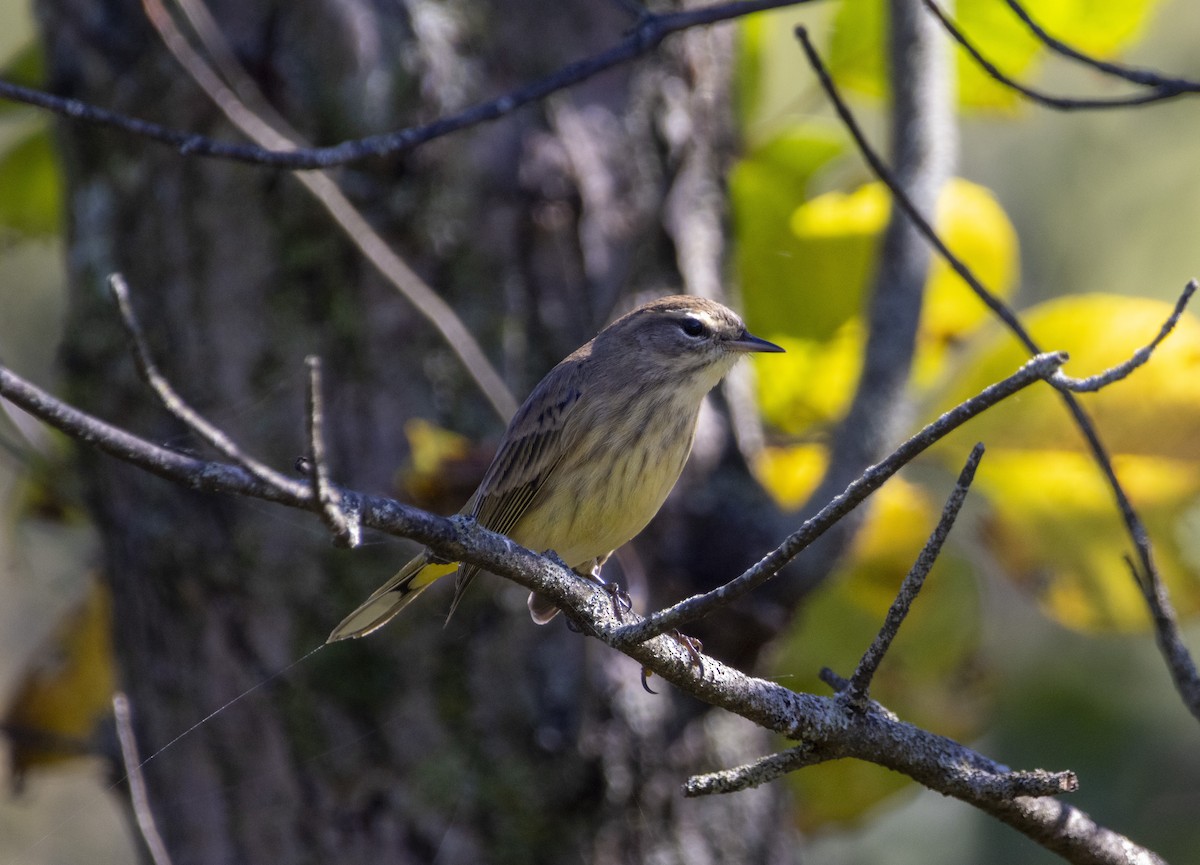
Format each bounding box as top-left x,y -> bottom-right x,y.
35,1 -> 801,862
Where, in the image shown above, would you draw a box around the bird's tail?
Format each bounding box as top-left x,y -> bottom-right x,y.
327,553 -> 458,642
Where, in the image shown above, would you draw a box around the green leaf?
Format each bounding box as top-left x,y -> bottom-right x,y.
0,125 -> 62,237
0,41 -> 45,119
731,123 -> 844,339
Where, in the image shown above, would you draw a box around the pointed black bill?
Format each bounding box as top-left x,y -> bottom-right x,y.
727,330 -> 785,353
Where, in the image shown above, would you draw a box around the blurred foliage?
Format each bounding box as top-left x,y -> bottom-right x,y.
933,295 -> 1200,632
3,576 -> 115,781
397,418 -> 493,515
734,0 -> 1190,833
0,40 -> 57,239
0,126 -> 62,238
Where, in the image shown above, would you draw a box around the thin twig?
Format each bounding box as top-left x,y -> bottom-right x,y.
1004,0 -> 1200,91
1125,556 -> 1200,715
304,356 -> 359,548
683,741 -> 1075,799
141,0 -> 517,421
846,443 -> 984,705
683,743 -> 819,796
108,273 -> 292,490
1051,280 -> 1197,392
0,0 -> 816,169
613,353 -> 1066,645
793,25 -> 1200,726
113,693 -> 175,865
921,0 -> 1185,109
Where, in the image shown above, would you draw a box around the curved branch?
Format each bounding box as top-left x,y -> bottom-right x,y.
0,0 -> 816,169
1004,0 -> 1200,91
922,0 -> 1188,109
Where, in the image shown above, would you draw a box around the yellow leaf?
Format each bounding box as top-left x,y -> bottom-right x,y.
755,443 -> 830,509
916,181 -> 1019,386
934,295 -> 1200,460
930,294 -> 1200,631
973,451 -> 1200,632
755,322 -> 864,435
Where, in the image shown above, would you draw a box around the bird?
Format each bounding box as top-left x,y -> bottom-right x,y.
327,295 -> 783,642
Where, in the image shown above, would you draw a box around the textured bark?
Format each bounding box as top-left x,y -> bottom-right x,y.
35,1 -> 800,862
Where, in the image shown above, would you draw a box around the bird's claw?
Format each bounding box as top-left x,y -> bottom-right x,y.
639,631 -> 704,695
599,581 -> 634,620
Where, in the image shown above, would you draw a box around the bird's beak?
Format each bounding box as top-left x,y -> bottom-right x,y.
727,329 -> 785,354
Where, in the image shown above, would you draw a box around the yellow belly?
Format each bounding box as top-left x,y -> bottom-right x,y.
508,411 -> 695,569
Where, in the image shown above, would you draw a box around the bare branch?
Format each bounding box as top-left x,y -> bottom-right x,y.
683,743 -> 819,796
107,273 -> 293,491
1004,0 -> 1200,92
113,693 -> 175,865
792,25 -> 1200,726
921,0 -> 1187,109
684,742 -> 1076,800
1051,279 -> 1197,392
0,0 -> 817,169
304,356 -> 360,549
140,0 -> 517,421
1126,556 -> 1200,717
613,354 -> 1065,645
846,442 -> 983,704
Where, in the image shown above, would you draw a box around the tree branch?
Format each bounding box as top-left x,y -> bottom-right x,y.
304,356 -> 360,549
112,693 -> 174,865
921,0 -> 1190,109
1004,0 -> 1200,92
107,273 -> 291,490
0,0 -> 817,169
845,442 -> 983,705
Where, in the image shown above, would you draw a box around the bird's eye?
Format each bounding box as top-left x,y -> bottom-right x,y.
679,317 -> 707,338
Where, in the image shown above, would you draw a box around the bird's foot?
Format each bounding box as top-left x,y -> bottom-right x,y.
639,630 -> 705,694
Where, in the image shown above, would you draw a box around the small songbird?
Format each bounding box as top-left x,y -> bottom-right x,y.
328,295 -> 783,641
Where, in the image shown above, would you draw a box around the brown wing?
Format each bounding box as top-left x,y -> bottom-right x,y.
449,357 -> 588,612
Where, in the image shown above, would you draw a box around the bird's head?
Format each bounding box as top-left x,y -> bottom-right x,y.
595,296 -> 783,393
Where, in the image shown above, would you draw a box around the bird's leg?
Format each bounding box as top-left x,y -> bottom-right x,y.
669,631 -> 704,672
574,556 -> 633,620
640,634 -> 705,694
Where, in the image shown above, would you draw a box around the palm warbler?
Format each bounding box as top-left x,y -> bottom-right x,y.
328,295 -> 783,641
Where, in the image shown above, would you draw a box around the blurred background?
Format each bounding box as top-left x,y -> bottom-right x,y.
1,0 -> 1199,862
